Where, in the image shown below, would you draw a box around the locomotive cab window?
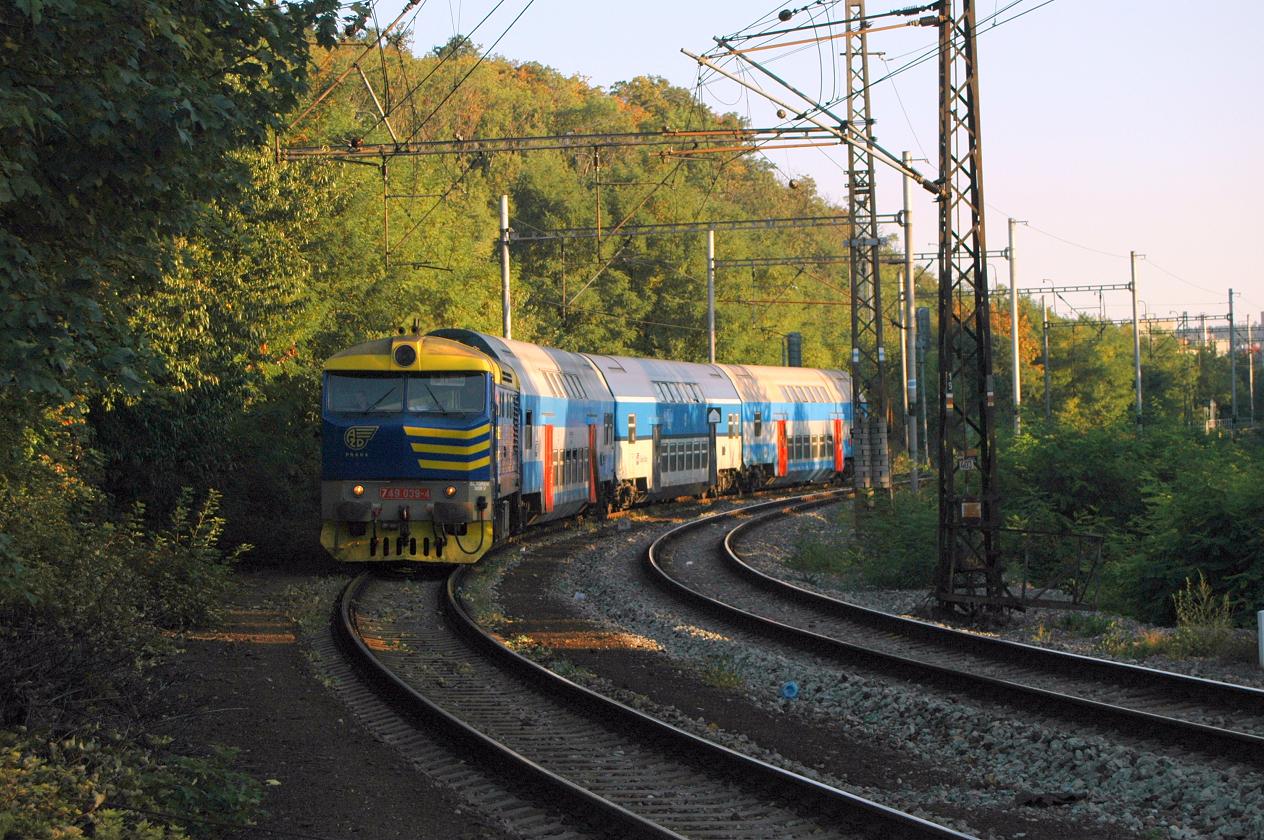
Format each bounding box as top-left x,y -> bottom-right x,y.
327,372 -> 486,415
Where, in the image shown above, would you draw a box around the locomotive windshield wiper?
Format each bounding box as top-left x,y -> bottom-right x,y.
420,380 -> 448,415
362,383 -> 401,413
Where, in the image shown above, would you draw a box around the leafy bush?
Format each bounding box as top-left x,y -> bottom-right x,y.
0,729 -> 262,839
1002,423 -> 1263,626
849,489 -> 939,589
0,413 -> 244,728
1118,436 -> 1264,624
798,491 -> 938,589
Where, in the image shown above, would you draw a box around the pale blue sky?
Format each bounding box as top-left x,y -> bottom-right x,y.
371,0 -> 1264,327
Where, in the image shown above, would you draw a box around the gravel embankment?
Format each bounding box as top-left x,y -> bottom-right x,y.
479,505 -> 1264,840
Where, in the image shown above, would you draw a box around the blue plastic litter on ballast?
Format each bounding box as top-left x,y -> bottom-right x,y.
780,681 -> 799,700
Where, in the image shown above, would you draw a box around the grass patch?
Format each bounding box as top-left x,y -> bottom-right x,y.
1055,612 -> 1114,636
787,534 -> 848,576
699,660 -> 745,691
1097,621 -> 1171,660
1169,571 -> 1234,658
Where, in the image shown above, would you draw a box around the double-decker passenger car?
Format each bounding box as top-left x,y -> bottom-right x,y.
320,329 -> 853,564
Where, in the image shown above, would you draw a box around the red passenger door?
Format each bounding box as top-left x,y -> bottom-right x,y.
833,418 -> 845,473
776,420 -> 788,477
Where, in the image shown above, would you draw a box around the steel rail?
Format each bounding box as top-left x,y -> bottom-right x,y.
645,493 -> 1264,767
447,537 -> 972,840
336,571 -> 680,840
334,497 -> 974,839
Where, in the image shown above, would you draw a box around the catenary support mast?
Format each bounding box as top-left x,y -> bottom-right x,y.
935,0 -> 1004,615
845,0 -> 892,503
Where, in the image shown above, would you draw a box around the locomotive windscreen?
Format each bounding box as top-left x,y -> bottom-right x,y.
326,372 -> 487,415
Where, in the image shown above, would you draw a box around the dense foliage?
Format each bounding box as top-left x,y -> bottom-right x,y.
1001,424 -> 1264,623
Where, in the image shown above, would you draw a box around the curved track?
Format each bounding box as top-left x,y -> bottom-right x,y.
335,544 -> 974,840
647,493 -> 1264,767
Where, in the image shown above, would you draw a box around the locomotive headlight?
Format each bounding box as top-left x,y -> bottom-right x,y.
444,485 -> 457,498
393,344 -> 417,367
352,484 -> 365,497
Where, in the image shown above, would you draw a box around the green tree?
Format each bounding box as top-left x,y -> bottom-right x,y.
0,0 -> 360,400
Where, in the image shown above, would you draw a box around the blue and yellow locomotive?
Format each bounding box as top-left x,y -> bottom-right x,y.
320,329 -> 853,564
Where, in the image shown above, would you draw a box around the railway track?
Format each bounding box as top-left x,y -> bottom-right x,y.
647,492 -> 1264,767
334,529 -> 975,840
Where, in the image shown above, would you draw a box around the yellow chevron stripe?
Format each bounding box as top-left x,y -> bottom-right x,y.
403,424 -> 491,440
417,456 -> 491,471
411,441 -> 490,456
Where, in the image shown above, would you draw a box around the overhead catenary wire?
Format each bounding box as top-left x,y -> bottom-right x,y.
397,0 -> 537,146
354,0 -> 512,145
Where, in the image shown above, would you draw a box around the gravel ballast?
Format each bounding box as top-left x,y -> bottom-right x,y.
475,501 -> 1264,840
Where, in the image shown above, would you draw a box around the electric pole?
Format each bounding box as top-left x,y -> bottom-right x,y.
936,0 -> 1003,615
1248,316 -> 1256,425
1130,251 -> 1143,420
1008,218 -> 1023,434
1042,296 -> 1051,419
903,151 -> 919,492
707,229 -> 716,363
1229,289 -> 1237,425
845,0 -> 892,503
500,194 -> 512,339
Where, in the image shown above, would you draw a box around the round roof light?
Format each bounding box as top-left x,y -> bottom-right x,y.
394,344 -> 417,366
391,343 -> 417,366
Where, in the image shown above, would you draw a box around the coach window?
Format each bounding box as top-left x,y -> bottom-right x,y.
628,414 -> 637,444
524,411 -> 533,449
604,413 -> 613,444
754,410 -> 762,437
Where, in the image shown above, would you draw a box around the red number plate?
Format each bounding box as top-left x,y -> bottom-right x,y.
379,487 -> 431,500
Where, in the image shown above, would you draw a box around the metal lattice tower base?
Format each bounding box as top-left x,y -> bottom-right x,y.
935,0 -> 1005,615
846,0 -> 892,503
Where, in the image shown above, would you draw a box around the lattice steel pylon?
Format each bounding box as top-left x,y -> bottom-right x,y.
844,1 -> 892,503
936,0 -> 1004,615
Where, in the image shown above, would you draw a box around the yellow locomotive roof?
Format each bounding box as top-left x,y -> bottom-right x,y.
324,335 -> 501,378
